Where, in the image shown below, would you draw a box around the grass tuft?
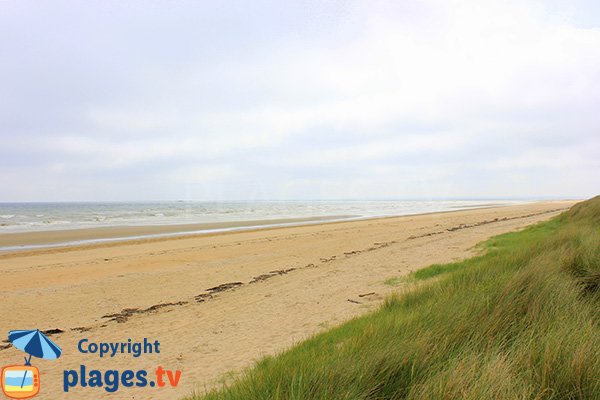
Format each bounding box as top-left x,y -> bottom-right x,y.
383,277 -> 403,286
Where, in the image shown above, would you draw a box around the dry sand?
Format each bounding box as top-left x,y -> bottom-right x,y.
0,201 -> 576,399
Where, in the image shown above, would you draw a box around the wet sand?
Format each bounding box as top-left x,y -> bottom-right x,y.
0,215 -> 355,249
0,201 -> 577,399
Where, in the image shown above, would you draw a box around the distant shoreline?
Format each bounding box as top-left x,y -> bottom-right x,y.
0,201 -> 530,251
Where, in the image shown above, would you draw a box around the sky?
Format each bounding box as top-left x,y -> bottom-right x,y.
1,0 -> 599,201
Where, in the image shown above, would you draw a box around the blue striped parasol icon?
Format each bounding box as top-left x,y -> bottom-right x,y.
7,329 -> 62,389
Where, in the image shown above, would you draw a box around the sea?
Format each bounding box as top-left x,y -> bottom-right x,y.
0,200 -> 523,234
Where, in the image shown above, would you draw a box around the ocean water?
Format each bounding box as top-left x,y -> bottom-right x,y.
0,200 -> 522,233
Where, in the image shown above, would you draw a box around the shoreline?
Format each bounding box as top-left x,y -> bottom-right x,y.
0,201 -> 544,252
0,201 -> 541,252
0,214 -> 361,251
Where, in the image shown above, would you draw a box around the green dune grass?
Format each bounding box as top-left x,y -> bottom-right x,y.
189,196 -> 600,400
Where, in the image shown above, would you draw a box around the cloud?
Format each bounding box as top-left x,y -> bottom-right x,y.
0,0 -> 598,200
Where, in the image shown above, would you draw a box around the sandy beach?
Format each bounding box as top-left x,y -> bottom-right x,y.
0,201 -> 576,399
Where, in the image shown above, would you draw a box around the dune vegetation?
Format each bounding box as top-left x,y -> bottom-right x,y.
190,196 -> 600,400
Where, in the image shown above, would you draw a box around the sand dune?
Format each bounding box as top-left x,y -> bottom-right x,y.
0,201 -> 576,399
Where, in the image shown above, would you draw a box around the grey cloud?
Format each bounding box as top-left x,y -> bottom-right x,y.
0,0 -> 599,201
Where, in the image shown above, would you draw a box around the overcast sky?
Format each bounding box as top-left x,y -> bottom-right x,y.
1,0 -> 598,201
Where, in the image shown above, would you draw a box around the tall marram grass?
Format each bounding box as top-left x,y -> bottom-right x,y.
189,196 -> 600,400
